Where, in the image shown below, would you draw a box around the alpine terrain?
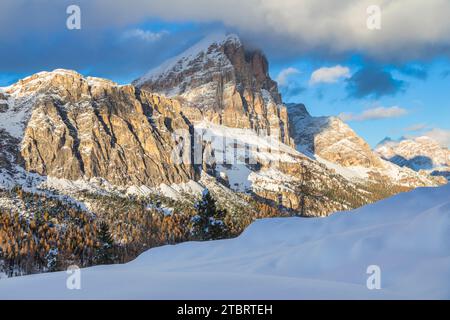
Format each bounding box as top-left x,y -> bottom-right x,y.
0,33 -> 446,277
376,136 -> 450,180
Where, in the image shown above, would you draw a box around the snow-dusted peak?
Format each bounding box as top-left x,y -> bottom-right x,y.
415,135 -> 437,144
376,136 -> 395,147
0,70 -> 121,140
3,69 -> 84,97
375,135 -> 450,172
134,32 -> 241,87
19,69 -> 82,83
133,31 -> 286,141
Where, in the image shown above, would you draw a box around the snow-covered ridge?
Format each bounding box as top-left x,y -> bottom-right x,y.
195,120 -> 300,164
376,135 -> 450,170
1,183 -> 449,299
4,69 -> 119,95
0,69 -> 122,140
134,32 -> 241,87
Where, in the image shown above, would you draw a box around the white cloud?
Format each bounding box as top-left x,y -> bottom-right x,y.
404,123 -> 428,132
276,67 -> 300,86
339,106 -> 408,122
423,128 -> 450,147
310,65 -> 350,85
121,29 -> 169,42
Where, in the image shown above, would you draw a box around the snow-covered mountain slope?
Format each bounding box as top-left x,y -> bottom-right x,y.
192,120 -> 382,215
376,136 -> 450,180
286,103 -> 446,187
1,183 -> 449,300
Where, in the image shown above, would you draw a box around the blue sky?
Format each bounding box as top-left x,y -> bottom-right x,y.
1,0 -> 449,147
271,58 -> 450,147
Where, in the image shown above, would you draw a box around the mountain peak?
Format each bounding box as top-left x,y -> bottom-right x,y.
133,31 -> 290,145
134,32 -> 280,105
376,136 -> 394,148
134,32 -> 241,87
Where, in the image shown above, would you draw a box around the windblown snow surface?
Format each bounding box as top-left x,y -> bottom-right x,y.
1,184 -> 449,299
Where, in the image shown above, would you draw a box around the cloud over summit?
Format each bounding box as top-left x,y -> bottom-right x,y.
1,0 -> 450,61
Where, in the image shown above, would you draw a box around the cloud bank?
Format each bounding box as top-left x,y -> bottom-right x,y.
1,0 -> 450,61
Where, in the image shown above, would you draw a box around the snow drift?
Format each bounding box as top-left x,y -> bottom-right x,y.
0,184 -> 449,299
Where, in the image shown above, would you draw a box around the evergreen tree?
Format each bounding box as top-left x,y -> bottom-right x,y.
191,189 -> 228,241
45,248 -> 58,272
95,221 -> 115,265
292,164 -> 324,216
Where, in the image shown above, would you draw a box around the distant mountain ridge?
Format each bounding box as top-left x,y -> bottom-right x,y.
375,135 -> 450,180
285,103 -> 445,186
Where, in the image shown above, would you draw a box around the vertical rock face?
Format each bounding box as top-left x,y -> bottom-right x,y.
134,33 -> 293,146
2,70 -> 194,187
287,103 -> 384,168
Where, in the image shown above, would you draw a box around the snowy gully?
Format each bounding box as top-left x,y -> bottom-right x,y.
177,304 -> 273,318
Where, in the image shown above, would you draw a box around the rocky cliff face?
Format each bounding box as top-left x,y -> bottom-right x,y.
135,33 -> 293,147
1,70 -> 194,187
287,103 -> 383,168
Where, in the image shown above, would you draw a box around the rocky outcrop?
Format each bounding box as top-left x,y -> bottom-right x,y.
135,33 -> 293,147
287,103 -> 384,168
1,70 -> 194,187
